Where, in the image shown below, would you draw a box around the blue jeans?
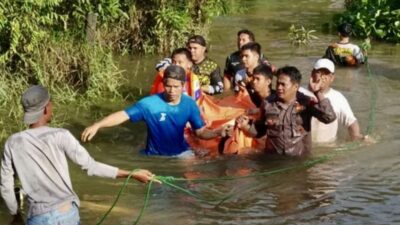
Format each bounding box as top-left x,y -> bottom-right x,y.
27,202 -> 80,225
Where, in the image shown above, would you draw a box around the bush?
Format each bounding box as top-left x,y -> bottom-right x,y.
336,0 -> 400,42
0,0 -> 234,142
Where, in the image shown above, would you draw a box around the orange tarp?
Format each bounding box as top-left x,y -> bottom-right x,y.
186,91 -> 264,156
150,72 -> 264,155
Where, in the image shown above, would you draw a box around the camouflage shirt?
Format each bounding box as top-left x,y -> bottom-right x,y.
192,57 -> 223,95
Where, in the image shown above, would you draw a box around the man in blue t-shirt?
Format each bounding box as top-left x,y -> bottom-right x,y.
82,65 -> 228,156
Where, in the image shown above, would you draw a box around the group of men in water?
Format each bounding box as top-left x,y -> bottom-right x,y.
1,23 -> 367,224
82,23 -> 366,156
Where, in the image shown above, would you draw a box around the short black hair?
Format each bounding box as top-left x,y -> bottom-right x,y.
237,29 -> 255,42
171,48 -> 192,60
163,65 -> 186,83
276,66 -> 302,85
338,23 -> 352,37
253,64 -> 273,79
240,42 -> 261,56
253,64 -> 273,89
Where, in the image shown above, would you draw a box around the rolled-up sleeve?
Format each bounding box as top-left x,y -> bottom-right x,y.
61,131 -> 118,179
311,98 -> 337,124
1,141 -> 18,215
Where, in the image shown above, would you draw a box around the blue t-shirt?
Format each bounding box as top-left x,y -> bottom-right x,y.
124,93 -> 204,156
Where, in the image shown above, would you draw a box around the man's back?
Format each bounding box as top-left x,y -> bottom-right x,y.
323,42 -> 364,66
1,126 -> 118,217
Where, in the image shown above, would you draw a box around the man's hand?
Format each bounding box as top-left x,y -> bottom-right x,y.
220,124 -> 234,137
236,115 -> 250,130
361,135 -> 376,144
308,74 -> 323,94
81,123 -> 100,142
132,169 -> 161,184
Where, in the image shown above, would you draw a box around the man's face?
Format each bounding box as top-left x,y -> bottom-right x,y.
241,49 -> 259,70
276,74 -> 298,102
237,33 -> 251,49
172,53 -> 192,71
311,68 -> 334,91
188,43 -> 206,63
252,74 -> 271,93
163,78 -> 184,103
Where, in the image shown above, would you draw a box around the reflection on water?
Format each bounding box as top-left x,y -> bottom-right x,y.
1,0 -> 400,224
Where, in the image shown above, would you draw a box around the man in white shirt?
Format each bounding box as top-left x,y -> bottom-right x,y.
300,58 -> 364,143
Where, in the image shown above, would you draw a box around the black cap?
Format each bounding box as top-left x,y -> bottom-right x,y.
187,35 -> 207,47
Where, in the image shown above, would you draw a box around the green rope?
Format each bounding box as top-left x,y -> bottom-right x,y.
158,176 -> 234,203
97,56 -> 379,225
96,169 -> 138,225
132,180 -> 153,225
364,56 -> 377,135
168,155 -> 331,183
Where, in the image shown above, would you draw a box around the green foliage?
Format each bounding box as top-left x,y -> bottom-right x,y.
336,0 -> 400,42
0,0 -> 232,142
288,25 -> 319,46
115,0 -> 234,54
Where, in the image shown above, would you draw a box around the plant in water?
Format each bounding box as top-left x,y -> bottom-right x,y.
288,24 -> 319,46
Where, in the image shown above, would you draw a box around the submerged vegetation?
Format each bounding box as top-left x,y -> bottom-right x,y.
0,0 -> 234,142
288,25 -> 319,46
335,0 -> 400,42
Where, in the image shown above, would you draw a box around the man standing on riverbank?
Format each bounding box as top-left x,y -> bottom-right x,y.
82,65 -> 229,157
1,85 -> 156,225
235,66 -> 336,156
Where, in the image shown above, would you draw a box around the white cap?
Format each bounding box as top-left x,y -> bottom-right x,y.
313,58 -> 335,73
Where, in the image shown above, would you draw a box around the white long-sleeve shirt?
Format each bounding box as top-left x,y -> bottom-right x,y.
1,126 -> 118,217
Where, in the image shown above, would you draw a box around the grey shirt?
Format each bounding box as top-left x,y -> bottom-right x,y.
1,126 -> 118,217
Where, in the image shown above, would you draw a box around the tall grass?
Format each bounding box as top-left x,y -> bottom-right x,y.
0,38 -> 124,143
0,0 -> 236,143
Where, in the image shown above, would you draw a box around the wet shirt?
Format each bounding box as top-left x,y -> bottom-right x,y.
224,51 -> 243,79
125,93 -> 205,156
0,127 -> 118,217
323,42 -> 364,66
192,57 -> 223,95
299,87 -> 357,143
252,92 -> 336,156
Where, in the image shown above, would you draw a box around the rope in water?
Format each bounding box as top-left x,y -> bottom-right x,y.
96,57 -> 378,225
96,170 -> 136,225
365,56 -> 377,136
96,155 -> 331,225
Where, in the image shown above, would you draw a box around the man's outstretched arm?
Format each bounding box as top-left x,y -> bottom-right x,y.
81,110 -> 129,142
